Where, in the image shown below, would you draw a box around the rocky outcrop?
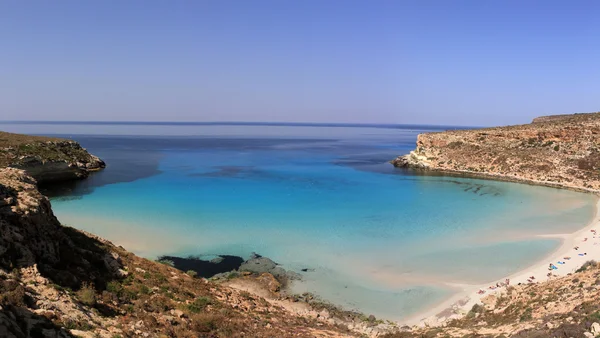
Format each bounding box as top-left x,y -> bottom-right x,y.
0,168 -> 122,289
392,111 -> 600,192
0,132 -> 105,183
239,253 -> 302,282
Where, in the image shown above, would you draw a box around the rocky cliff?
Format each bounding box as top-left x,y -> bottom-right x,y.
0,131 -> 105,183
392,112 -> 600,192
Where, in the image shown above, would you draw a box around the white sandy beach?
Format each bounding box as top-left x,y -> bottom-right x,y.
405,196 -> 600,327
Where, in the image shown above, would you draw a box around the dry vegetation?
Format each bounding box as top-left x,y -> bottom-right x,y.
380,261 -> 600,337
393,111 -> 600,191
0,131 -> 96,167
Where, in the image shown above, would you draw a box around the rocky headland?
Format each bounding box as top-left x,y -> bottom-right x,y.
392,112 -> 600,192
0,131 -> 105,183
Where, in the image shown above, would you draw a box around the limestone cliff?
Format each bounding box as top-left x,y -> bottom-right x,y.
0,131 -> 105,183
392,111 -> 600,192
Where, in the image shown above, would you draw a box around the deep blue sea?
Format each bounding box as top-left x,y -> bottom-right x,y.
1,122 -> 596,320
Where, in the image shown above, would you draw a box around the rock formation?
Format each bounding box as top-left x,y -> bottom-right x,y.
0,131 -> 105,183
392,112 -> 600,192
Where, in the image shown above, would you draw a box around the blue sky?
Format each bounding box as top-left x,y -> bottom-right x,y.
1,1 -> 598,126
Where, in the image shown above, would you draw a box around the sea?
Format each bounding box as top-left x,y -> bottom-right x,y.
0,121 -> 595,320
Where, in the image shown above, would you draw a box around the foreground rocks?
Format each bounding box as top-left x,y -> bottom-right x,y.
238,253 -> 302,283
392,111 -> 600,192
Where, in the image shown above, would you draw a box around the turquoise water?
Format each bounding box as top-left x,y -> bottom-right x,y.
1,122 -> 595,320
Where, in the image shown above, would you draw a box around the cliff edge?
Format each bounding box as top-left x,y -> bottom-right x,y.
0,131 -> 105,183
392,111 -> 600,192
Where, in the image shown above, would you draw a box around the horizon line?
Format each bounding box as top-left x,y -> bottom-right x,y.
0,120 -> 477,129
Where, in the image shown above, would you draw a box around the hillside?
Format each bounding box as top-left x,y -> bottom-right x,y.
392,112 -> 600,192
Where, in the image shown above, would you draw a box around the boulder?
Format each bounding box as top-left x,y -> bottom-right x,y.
239,256 -> 278,274
591,322 -> 600,336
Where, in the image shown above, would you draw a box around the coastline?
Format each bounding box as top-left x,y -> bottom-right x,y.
404,194 -> 600,327
52,176 -> 599,326
398,164 -> 600,195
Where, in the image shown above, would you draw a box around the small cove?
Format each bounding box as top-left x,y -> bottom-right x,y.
2,122 -> 596,320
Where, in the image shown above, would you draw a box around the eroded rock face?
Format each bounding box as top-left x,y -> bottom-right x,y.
392,111 -> 600,192
0,168 -> 121,289
6,141 -> 106,183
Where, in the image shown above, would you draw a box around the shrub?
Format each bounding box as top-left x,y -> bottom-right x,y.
577,152 -> 600,170
519,307 -> 533,322
0,281 -> 25,306
576,260 -> 597,273
106,281 -> 122,294
143,295 -> 172,312
467,303 -> 485,319
76,283 -> 96,306
191,313 -> 220,333
138,284 -> 150,295
156,258 -> 175,267
447,141 -> 464,149
187,296 -> 212,313
186,270 -> 198,278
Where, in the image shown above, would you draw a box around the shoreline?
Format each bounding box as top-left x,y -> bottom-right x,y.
404,195 -> 600,327
397,164 -> 600,195
53,190 -> 600,327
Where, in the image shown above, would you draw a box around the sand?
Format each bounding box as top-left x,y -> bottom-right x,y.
405,196 -> 600,327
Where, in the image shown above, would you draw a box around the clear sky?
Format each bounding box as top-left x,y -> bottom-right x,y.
1,1 -> 598,126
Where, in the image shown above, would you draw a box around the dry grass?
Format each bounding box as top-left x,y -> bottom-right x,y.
0,131 -> 63,147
